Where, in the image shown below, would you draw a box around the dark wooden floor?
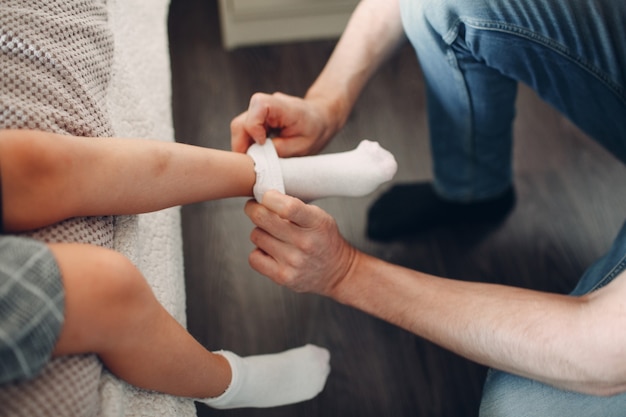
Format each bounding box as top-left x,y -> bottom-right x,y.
167,1 -> 626,416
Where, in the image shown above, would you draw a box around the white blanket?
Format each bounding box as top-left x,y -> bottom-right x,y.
100,0 -> 195,415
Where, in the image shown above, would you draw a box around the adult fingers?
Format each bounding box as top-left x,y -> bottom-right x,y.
244,193 -> 352,295
230,111 -> 255,153
247,227 -> 308,291
231,91 -> 287,153
244,193 -> 302,244
259,190 -> 329,230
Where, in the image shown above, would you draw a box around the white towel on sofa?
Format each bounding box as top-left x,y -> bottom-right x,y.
99,0 -> 195,415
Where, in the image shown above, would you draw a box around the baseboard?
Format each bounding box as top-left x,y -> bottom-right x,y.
217,0 -> 358,49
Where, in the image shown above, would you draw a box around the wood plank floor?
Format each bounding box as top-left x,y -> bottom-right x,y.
167,1 -> 626,416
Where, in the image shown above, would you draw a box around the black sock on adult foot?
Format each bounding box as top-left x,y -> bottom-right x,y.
366,182 -> 516,240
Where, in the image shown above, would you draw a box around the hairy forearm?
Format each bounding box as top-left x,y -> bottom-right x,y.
0,130 -> 255,231
333,252 -> 626,395
305,0 -> 406,133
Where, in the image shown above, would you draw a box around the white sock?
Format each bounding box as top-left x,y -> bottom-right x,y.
200,344 -> 330,409
247,139 -> 397,202
247,138 -> 285,203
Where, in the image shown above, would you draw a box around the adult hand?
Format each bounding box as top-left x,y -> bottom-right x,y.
244,190 -> 356,296
230,92 -> 337,157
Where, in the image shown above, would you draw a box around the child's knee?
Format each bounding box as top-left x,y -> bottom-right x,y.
50,243 -> 156,353
94,249 -> 155,316
58,245 -> 153,321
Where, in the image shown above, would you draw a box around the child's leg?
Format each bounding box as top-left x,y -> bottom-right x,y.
49,243 -> 230,397
49,243 -> 330,406
1,130 -> 394,232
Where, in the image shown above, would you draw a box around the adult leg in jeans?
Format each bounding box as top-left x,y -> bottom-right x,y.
368,0 -> 625,240
406,0 -> 625,191
480,221 -> 626,416
398,0 -> 626,412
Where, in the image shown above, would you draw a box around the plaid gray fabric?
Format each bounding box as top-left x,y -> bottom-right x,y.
0,236 -> 64,384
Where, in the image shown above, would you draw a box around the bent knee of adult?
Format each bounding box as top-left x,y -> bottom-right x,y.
479,369 -> 541,417
401,0 -> 522,41
479,369 -> 626,417
399,0 -> 469,46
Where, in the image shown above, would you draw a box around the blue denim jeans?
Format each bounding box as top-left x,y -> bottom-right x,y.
398,0 -> 626,413
399,0 -> 625,201
480,221 -> 626,416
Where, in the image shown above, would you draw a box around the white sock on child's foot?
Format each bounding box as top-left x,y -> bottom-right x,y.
280,140 -> 397,202
247,139 -> 397,202
200,344 -> 330,409
246,138 -> 285,203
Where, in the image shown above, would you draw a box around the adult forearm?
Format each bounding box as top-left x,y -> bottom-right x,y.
305,0 -> 406,133
333,252 -> 626,395
244,191 -> 626,394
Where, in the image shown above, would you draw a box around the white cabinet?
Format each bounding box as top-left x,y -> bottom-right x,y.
217,0 -> 358,49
